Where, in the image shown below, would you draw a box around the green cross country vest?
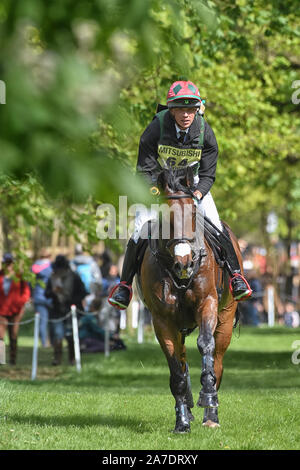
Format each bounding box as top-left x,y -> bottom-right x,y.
155,109 -> 205,175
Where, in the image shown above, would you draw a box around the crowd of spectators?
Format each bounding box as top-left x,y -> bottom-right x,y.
239,267 -> 300,328
0,245 -> 125,366
0,241 -> 299,366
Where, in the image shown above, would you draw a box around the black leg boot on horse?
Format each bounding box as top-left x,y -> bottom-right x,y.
184,362 -> 195,422
169,356 -> 191,433
108,238 -> 144,310
196,326 -> 220,428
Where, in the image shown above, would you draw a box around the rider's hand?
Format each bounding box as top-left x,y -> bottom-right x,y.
193,190 -> 202,200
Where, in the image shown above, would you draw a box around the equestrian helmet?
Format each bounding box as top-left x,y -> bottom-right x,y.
167,80 -> 201,108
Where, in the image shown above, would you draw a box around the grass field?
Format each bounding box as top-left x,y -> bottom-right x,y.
0,323 -> 300,451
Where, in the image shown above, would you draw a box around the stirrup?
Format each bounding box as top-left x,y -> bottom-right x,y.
108,281 -> 133,310
229,273 -> 252,301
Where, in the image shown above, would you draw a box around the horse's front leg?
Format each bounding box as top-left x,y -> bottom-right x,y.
154,321 -> 191,433
196,297 -> 220,427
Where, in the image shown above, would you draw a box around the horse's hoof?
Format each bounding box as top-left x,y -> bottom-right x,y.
202,406 -> 219,427
202,420 -> 220,428
197,391 -> 219,408
172,425 -> 191,434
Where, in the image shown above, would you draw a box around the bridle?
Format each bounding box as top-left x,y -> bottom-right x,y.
151,192 -> 205,291
164,192 -> 197,250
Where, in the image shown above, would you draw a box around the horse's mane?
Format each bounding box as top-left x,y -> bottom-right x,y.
157,167 -> 195,195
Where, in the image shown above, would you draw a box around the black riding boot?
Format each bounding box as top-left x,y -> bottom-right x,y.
108,238 -> 143,310
220,227 -> 252,301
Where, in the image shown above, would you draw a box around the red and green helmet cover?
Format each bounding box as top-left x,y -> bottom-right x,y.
167,80 -> 202,108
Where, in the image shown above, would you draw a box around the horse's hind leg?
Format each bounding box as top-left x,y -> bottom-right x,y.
201,301 -> 237,427
184,361 -> 194,421
214,302 -> 237,390
196,300 -> 219,427
154,323 -> 192,433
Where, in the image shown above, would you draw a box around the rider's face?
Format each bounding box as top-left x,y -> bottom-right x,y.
170,107 -> 198,130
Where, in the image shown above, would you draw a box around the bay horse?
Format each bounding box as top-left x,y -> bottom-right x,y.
136,167 -> 241,432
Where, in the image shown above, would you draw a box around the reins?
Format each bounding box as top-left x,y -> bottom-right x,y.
165,194 -> 193,200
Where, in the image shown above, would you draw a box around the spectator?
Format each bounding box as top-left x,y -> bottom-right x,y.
31,248 -> 53,347
99,249 -> 113,279
100,264 -> 122,336
79,298 -> 126,353
45,255 -> 87,366
262,273 -> 284,322
0,253 -> 31,365
284,302 -> 300,328
102,264 -> 120,297
239,270 -> 263,326
71,244 -> 102,298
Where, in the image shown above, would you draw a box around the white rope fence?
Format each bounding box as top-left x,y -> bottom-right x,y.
71,305 -> 81,373
0,287 -> 298,378
30,305 -> 83,380
0,309 -> 73,326
0,305 -> 109,379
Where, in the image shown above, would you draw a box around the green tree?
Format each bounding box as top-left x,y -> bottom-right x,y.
0,0 -> 299,267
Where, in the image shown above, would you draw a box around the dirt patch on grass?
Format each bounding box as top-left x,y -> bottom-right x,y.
0,366 -> 65,381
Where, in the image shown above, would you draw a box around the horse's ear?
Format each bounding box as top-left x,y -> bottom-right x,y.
185,166 -> 195,188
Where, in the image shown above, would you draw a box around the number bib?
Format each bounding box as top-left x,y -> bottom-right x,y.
157,144 -> 202,169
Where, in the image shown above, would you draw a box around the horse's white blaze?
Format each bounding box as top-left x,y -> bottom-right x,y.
174,243 -> 191,257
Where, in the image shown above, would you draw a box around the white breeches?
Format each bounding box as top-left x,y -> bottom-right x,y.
131,191 -> 222,243
199,191 -> 223,232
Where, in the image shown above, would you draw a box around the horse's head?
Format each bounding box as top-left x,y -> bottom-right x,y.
157,167 -> 198,281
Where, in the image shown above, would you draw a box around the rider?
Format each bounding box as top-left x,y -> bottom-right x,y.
108,80 -> 252,309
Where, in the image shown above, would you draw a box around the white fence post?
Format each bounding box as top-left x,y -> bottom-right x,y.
104,305 -> 110,358
31,313 -> 40,380
137,303 -> 144,344
0,338 -> 6,365
120,310 -> 126,330
71,305 -> 81,372
267,285 -> 275,327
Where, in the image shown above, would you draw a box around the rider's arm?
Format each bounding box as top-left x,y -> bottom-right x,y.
196,121 -> 218,198
136,117 -> 161,185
